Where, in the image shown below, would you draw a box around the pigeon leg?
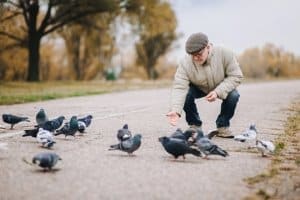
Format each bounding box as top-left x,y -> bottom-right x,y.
182,155 -> 186,160
203,155 -> 209,160
10,124 -> 14,130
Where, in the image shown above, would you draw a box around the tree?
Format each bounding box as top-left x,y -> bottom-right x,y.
58,13 -> 116,80
0,0 -> 121,81
133,0 -> 177,79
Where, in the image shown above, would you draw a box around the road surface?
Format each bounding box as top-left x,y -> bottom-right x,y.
0,80 -> 300,200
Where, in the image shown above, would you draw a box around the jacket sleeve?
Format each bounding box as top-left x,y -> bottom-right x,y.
214,49 -> 243,99
170,62 -> 190,115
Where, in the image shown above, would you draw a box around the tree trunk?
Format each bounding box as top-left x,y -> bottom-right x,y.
146,65 -> 158,80
27,34 -> 41,81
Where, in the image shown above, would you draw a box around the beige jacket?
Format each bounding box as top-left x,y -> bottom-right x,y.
170,46 -> 243,115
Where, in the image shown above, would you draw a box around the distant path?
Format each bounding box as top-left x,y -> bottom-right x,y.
1,80 -> 300,200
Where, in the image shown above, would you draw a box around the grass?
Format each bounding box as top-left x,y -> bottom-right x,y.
244,100 -> 300,199
0,80 -> 172,105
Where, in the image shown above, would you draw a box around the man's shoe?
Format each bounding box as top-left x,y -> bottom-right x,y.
216,127 -> 234,138
189,125 -> 202,132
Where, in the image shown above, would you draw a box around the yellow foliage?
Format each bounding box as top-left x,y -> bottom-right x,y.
239,43 -> 300,78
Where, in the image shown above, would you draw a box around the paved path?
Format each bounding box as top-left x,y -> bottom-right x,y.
0,80 -> 300,200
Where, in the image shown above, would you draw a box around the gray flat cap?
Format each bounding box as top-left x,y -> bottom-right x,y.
185,32 -> 208,54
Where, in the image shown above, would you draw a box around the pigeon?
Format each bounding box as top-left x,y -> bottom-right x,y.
36,108 -> 48,127
77,121 -> 87,133
0,142 -> 8,151
234,124 -> 257,142
2,114 -> 30,129
23,116 -> 65,137
54,116 -> 78,138
32,152 -> 62,170
22,128 -> 39,138
36,128 -> 56,148
78,115 -> 93,128
256,139 -> 275,157
41,116 -> 65,132
195,130 -> 229,158
117,124 -> 132,141
109,134 -> 142,154
158,136 -> 201,159
170,128 -> 196,141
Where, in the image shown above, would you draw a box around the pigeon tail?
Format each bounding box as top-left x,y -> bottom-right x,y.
211,146 -> 229,157
187,148 -> 202,157
109,144 -> 121,151
54,131 -> 63,136
23,128 -> 39,137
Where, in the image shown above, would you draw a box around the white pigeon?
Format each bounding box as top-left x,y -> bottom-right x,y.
36,128 -> 55,148
0,142 -> 8,150
256,139 -> 275,157
234,124 -> 257,142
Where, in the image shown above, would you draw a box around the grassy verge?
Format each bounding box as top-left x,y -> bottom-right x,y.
0,80 -> 172,105
244,100 -> 300,200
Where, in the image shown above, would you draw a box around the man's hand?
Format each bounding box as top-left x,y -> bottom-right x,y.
166,111 -> 180,126
205,91 -> 218,102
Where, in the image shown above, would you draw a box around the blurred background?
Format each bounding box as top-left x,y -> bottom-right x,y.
0,0 -> 299,82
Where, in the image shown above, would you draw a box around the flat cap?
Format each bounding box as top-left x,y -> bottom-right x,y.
185,32 -> 208,54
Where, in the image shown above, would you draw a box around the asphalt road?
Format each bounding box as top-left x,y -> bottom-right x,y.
1,80 -> 300,200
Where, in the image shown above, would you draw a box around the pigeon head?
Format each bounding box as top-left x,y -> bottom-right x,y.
249,124 -> 256,131
158,136 -> 169,144
123,124 -> 129,129
183,129 -> 196,138
196,129 -> 205,140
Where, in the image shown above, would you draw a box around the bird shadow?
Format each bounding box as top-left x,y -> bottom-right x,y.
106,153 -> 139,158
163,156 -> 202,164
32,168 -> 62,173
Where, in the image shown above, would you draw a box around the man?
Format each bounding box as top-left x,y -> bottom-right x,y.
167,32 -> 243,138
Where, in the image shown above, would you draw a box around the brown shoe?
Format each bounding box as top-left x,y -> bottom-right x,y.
216,127 -> 234,138
189,125 -> 202,132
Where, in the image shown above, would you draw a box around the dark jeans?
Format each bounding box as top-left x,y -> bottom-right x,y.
183,83 -> 240,128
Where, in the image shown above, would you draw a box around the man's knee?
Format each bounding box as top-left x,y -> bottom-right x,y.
227,90 -> 240,103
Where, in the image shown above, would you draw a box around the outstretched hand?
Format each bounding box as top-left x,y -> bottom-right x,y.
166,111 -> 180,126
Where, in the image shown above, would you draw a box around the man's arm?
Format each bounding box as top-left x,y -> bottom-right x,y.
167,62 -> 190,125
214,49 -> 243,99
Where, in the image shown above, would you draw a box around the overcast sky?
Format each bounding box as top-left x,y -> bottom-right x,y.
170,0 -> 300,57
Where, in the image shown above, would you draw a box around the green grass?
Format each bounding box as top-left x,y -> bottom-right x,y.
0,80 -> 172,105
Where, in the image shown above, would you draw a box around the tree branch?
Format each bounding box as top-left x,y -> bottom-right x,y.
38,0 -> 53,33
0,11 -> 22,23
0,30 -> 24,42
43,9 -> 108,36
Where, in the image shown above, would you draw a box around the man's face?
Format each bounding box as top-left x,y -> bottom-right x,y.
191,45 -> 209,65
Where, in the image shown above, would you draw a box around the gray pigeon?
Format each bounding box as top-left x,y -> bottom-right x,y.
195,130 -> 229,158
36,108 -> 48,127
117,124 -> 132,141
77,121 -> 87,133
78,115 -> 93,128
234,124 -> 257,142
2,114 -> 30,129
23,116 -> 65,137
170,128 -> 196,142
159,136 -> 201,159
109,134 -> 142,154
32,152 -> 62,170
54,116 -> 78,138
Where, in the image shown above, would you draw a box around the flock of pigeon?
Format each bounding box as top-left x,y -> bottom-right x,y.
0,111 -> 275,171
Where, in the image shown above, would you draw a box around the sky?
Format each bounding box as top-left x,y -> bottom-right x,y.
170,0 -> 300,57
